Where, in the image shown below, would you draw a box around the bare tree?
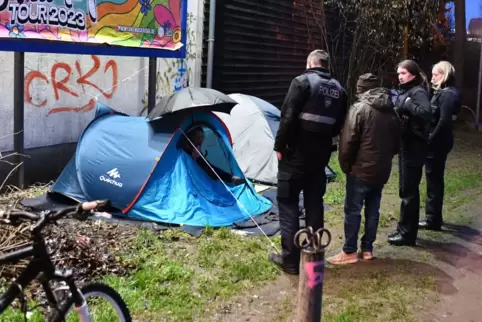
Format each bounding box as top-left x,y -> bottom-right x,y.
310,0 -> 445,99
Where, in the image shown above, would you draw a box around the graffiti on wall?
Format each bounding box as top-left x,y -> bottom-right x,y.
24,55 -> 118,114
157,57 -> 192,95
140,11 -> 196,110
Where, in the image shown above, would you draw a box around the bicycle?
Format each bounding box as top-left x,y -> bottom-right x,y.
0,200 -> 132,321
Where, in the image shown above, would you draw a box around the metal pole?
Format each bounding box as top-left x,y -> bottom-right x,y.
13,51 -> 25,189
206,0 -> 216,88
294,226 -> 332,322
147,57 -> 157,114
476,39 -> 482,131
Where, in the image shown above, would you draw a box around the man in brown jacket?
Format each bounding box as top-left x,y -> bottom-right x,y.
328,73 -> 401,265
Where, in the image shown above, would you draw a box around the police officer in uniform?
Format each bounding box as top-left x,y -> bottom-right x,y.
268,49 -> 348,274
388,59 -> 432,246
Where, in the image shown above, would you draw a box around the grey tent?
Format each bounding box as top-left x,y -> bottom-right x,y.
215,93 -> 337,185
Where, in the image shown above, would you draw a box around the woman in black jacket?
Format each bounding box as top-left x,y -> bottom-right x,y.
419,61 -> 461,231
388,59 -> 432,246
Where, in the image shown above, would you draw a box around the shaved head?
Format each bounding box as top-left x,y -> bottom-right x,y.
306,49 -> 329,69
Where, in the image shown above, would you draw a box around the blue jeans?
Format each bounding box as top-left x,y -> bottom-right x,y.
343,174 -> 384,254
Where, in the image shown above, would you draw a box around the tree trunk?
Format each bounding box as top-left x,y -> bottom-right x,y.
454,0 -> 466,89
403,25 -> 409,58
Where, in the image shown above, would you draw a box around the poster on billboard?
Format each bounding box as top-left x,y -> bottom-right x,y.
0,0 -> 187,58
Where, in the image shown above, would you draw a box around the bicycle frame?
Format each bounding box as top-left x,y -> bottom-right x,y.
0,227 -> 88,321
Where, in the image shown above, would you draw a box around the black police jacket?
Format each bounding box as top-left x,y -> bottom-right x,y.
429,85 -> 461,142
274,68 -> 348,155
394,82 -> 432,141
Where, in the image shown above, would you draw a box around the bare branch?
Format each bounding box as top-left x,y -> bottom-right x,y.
304,0 -> 444,98
0,161 -> 24,192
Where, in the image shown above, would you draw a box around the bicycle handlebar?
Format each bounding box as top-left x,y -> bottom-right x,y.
0,199 -> 111,232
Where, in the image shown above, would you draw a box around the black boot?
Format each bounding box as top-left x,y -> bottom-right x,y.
419,220 -> 442,231
388,230 -> 399,238
268,253 -> 299,275
387,232 -> 416,247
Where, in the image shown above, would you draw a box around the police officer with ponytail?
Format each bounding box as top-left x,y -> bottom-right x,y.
388,59 -> 432,246
269,49 -> 348,274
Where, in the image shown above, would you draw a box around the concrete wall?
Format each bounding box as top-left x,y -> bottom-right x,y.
0,0 -> 205,187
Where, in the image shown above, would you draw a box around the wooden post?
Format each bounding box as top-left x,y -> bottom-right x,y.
294,226 -> 332,322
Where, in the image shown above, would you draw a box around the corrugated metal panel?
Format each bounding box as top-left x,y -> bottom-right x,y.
201,0 -> 336,108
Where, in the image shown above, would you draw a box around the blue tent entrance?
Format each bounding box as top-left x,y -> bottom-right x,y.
49,103 -> 273,227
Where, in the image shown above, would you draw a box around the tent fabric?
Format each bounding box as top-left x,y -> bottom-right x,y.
215,94 -> 337,185
215,94 -> 279,185
50,102 -> 272,227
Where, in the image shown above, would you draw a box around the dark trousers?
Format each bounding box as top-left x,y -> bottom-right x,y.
397,139 -> 428,241
343,174 -> 383,253
424,137 -> 453,226
277,160 -> 328,268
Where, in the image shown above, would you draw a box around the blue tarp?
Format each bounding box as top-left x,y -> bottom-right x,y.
51,103 -> 273,227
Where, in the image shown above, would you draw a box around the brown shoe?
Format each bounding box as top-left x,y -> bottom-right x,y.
327,251 -> 358,265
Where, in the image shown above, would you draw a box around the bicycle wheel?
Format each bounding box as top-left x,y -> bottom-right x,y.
50,282 -> 132,322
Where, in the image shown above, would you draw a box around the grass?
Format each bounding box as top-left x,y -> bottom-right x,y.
3,127 -> 482,321
1,228 -> 279,321
100,228 -> 279,321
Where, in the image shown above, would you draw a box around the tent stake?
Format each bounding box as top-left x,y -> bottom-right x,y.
295,226 -> 331,322
13,51 -> 25,189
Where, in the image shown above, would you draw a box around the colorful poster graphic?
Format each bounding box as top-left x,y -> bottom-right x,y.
0,0 -> 184,51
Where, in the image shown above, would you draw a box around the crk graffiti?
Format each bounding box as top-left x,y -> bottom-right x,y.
24,54 -> 118,114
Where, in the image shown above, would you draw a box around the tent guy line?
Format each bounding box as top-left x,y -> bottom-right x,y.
93,64 -> 149,102
180,127 -> 281,254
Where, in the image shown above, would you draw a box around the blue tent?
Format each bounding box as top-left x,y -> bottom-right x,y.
50,103 -> 273,227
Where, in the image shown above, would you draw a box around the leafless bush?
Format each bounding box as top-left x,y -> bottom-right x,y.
310,0 -> 444,98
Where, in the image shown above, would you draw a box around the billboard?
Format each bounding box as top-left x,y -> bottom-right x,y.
0,0 -> 187,58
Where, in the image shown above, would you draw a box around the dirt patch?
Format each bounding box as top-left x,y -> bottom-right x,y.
418,238 -> 482,275
204,192 -> 482,322
415,194 -> 482,322
205,274 -> 298,322
205,256 -> 455,322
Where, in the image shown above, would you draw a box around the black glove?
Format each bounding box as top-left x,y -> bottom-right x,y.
397,114 -> 411,135
395,104 -> 408,115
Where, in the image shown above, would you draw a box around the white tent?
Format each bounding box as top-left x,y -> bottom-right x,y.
215,93 -> 337,185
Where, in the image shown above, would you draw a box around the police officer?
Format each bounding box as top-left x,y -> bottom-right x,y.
268,49 -> 348,274
388,59 -> 432,246
419,61 -> 461,231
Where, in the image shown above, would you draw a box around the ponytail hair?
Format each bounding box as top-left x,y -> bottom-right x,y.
432,60 -> 456,90
397,59 -> 430,92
